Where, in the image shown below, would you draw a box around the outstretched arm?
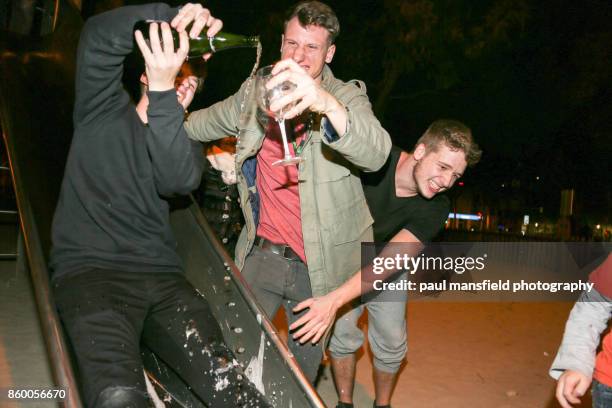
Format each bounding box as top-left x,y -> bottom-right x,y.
290,183 -> 449,344
289,228 -> 423,344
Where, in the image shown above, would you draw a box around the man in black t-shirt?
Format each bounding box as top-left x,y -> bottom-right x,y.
361,145 -> 451,243
289,119 -> 481,408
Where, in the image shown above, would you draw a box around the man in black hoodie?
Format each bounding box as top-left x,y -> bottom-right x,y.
49,3 -> 269,407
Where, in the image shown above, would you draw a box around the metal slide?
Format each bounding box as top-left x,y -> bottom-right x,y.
0,1 -> 325,406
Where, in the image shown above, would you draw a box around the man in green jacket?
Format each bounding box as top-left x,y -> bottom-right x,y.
185,0 -> 391,382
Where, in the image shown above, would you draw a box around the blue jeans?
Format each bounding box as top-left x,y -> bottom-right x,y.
593,379 -> 612,408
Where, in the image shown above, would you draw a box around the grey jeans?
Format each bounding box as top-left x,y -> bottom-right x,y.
241,246 -> 323,383
328,272 -> 408,373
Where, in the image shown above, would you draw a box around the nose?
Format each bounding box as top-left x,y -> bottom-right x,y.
441,172 -> 453,189
291,46 -> 305,63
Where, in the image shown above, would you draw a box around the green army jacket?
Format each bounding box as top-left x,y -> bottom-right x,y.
185,65 -> 391,297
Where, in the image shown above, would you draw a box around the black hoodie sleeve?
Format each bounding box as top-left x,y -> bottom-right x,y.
74,3 -> 203,195
73,3 -> 176,127
147,89 -> 204,196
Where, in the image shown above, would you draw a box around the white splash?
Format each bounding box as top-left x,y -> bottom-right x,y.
214,377 -> 230,391
144,371 -> 166,408
245,332 -> 266,395
185,321 -> 199,342
214,359 -> 237,375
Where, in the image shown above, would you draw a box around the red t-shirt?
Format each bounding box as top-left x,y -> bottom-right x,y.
592,254 -> 612,386
255,120 -> 307,263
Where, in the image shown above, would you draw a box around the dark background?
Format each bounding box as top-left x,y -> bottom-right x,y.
170,0 -> 612,226
4,0 -> 611,232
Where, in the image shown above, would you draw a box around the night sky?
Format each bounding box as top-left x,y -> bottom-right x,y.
115,0 -> 611,222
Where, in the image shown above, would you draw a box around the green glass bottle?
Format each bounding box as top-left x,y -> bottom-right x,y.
134,20 -> 260,58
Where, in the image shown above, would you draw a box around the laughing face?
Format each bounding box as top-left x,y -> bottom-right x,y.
412,143 -> 468,199
280,17 -> 336,84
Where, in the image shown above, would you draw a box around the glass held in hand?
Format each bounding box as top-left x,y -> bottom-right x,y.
255,64 -> 303,166
134,20 -> 260,59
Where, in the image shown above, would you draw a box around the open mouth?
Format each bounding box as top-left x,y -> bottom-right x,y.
428,180 -> 442,194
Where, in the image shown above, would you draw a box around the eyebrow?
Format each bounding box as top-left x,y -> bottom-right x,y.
438,161 -> 463,177
283,37 -> 323,48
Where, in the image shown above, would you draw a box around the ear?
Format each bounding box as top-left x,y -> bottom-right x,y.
280,34 -> 285,53
413,143 -> 427,161
325,43 -> 336,64
139,73 -> 148,86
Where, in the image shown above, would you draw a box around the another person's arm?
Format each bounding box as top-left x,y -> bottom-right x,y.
290,191 -> 449,344
289,228 -> 422,344
550,288 -> 612,407
183,79 -> 250,143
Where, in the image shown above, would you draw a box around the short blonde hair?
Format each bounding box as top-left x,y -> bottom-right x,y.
416,119 -> 482,167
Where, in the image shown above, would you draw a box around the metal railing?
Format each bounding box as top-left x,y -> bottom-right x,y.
1,159 -> 18,260
0,0 -> 83,403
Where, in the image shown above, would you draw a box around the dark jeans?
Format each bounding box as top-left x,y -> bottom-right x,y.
53,268 -> 270,408
241,246 -> 323,383
593,379 -> 612,408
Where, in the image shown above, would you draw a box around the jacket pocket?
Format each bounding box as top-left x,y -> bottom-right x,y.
311,139 -> 352,183
316,161 -> 350,183
319,199 -> 373,292
329,199 -> 373,245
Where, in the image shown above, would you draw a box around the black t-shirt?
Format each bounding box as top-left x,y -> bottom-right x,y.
362,146 -> 450,242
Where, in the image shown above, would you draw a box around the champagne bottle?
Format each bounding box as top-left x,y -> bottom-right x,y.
134,20 -> 260,58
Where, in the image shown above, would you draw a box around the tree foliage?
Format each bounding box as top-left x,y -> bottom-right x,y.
368,0 -> 530,118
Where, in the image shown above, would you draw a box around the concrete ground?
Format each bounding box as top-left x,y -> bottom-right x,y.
0,222 -> 55,408
0,219 -> 591,408
317,302 -> 585,408
277,300 -> 586,408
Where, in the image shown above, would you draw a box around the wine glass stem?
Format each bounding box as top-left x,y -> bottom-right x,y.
277,119 -> 292,159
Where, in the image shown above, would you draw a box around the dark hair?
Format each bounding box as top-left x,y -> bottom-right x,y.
122,50 -> 144,101
284,1 -> 340,44
415,119 -> 482,167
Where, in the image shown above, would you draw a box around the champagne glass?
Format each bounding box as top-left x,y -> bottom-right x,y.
255,65 -> 303,166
